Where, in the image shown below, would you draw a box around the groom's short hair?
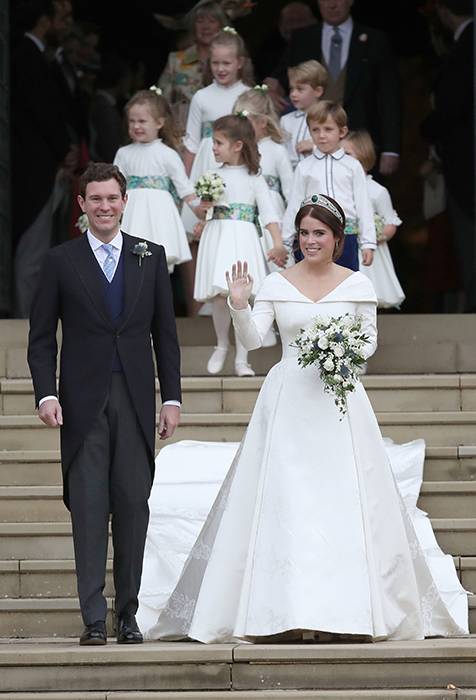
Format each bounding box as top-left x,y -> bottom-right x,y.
79,162 -> 127,198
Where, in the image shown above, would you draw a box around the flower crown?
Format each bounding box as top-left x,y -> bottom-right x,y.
253,84 -> 269,93
235,109 -> 250,118
149,85 -> 162,96
223,25 -> 238,35
300,194 -> 344,224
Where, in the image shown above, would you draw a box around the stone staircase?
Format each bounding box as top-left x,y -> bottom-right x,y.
0,317 -> 475,697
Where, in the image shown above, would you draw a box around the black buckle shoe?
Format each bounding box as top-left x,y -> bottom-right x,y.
116,614 -> 143,644
80,620 -> 107,646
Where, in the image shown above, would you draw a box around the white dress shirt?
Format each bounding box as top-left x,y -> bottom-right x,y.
282,147 -> 376,249
39,229 -> 180,408
280,111 -> 312,169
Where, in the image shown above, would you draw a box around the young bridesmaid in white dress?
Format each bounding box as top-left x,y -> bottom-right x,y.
233,85 -> 294,271
114,88 -> 199,273
343,130 -> 405,308
144,195 -> 468,644
193,114 -> 287,376
181,27 -> 252,236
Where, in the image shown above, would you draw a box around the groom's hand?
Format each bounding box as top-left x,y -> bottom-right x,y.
38,398 -> 63,427
158,405 -> 181,440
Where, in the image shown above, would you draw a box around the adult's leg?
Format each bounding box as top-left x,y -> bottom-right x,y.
107,374 -> 152,619
14,193 -> 54,318
447,192 -> 476,312
68,404 -> 111,626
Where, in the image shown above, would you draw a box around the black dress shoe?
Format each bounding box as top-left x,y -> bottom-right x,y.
116,614 -> 143,644
80,620 -> 107,646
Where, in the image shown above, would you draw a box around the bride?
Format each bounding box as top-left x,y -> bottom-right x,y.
140,194 -> 469,643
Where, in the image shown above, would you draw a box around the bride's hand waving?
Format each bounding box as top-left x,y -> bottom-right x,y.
226,261 -> 253,310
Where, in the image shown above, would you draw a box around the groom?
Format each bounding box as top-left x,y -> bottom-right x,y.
27,162 -> 181,645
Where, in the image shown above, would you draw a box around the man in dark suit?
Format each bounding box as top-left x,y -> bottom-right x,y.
11,0 -> 73,317
266,0 -> 401,176
421,0 -> 474,311
28,163 -> 182,645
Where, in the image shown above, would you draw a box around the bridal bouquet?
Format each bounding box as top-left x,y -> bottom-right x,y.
195,172 -> 226,203
291,314 -> 369,417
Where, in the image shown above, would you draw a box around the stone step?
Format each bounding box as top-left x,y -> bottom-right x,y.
2,314 -> 476,374
2,556 -> 474,601
3,375 -> 475,415
1,481 -> 474,523
4,343 -> 476,379
1,446 -> 475,486
0,598 -> 474,641
0,686 -> 471,699
0,518 -> 475,563
0,598 -> 115,638
2,411 -> 476,451
0,638 -> 475,692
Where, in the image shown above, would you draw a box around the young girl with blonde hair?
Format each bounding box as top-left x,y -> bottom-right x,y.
114,88 -> 198,273
234,85 -> 294,270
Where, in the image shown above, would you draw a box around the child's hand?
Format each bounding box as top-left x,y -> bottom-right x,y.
361,249 -> 374,266
193,199 -> 213,220
267,245 -> 288,268
296,139 -> 314,155
378,224 -> 397,244
192,221 -> 205,240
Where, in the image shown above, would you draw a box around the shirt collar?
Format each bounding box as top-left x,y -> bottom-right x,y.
313,146 -> 345,160
323,16 -> 353,36
455,18 -> 473,41
293,109 -> 306,118
24,32 -> 45,53
87,229 -> 123,252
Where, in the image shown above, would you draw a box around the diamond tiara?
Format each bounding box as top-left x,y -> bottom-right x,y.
300,194 -> 344,224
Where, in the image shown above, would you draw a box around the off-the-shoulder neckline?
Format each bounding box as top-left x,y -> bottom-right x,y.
277,271 -> 357,304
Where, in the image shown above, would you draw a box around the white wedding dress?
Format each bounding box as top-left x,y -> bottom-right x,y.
140,271 -> 469,643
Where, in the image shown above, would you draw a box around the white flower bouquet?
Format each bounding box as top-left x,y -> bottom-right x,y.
195,172 -> 226,203
291,313 -> 369,416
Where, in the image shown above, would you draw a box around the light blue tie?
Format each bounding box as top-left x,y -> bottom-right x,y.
101,243 -> 116,282
329,27 -> 343,80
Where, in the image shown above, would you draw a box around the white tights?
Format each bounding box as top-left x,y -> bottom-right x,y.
211,296 -> 248,365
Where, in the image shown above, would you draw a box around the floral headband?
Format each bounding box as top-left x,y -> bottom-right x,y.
253,84 -> 268,93
149,85 -> 162,96
300,194 -> 344,224
223,25 -> 238,35
235,109 -> 250,118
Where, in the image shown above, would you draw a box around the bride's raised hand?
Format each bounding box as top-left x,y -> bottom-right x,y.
225,261 -> 253,310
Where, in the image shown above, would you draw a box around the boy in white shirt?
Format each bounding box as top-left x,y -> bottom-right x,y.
282,100 -> 376,270
280,60 -> 327,169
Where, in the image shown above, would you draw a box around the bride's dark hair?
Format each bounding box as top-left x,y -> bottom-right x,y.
294,196 -> 345,261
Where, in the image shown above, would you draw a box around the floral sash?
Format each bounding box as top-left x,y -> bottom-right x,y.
212,203 -> 262,237
126,175 -> 180,207
264,174 -> 283,197
201,121 -> 213,139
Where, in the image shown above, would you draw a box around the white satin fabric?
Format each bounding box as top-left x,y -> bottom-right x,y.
140,272 -> 469,642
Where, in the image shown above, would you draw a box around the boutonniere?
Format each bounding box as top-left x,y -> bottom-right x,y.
131,241 -> 152,267
359,33 -> 368,42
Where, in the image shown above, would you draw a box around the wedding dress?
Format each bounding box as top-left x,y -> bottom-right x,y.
139,271 -> 469,643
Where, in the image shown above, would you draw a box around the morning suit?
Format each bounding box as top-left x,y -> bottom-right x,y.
28,232 -> 181,623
